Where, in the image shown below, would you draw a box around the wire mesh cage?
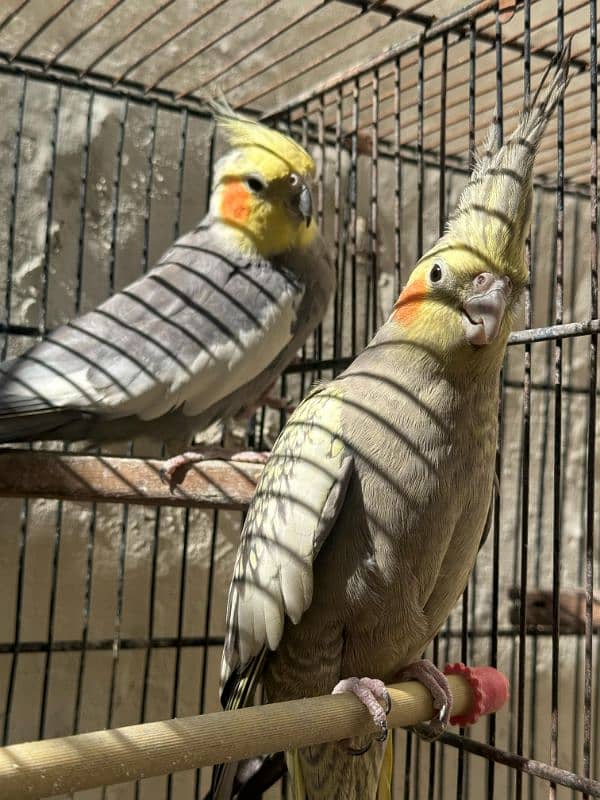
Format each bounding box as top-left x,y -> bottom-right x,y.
0,0 -> 597,798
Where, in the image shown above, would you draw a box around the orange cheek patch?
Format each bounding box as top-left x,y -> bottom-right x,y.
219,180 -> 251,223
393,276 -> 427,327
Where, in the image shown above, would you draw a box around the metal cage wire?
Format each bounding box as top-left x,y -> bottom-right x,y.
0,0 -> 597,798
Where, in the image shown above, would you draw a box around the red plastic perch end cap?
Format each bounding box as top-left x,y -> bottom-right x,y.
444,662 -> 510,727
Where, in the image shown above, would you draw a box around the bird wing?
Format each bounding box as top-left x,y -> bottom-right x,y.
0,224 -> 305,440
222,383 -> 354,689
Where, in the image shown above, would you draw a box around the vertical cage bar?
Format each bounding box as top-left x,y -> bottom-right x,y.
393,55 -> 402,296
369,69 -> 379,338
529,185 -> 554,799
195,510 -> 219,795
2,499 -> 28,745
487,13 -> 504,800
38,500 -> 63,740
193,96 -> 215,796
73,503 -> 96,733
466,13 -> 479,682
336,104 -> 350,369
316,94 -> 325,375
515,4 -> 531,800
550,4 -> 565,797
316,97 -> 325,230
135,103 -> 162,798
567,199 -> 583,800
416,39 -> 425,257
458,24 -> 477,800
298,109 -> 309,396
403,729 -> 413,800
173,108 -> 189,241
134,508 -> 161,800
333,87 -> 343,361
2,75 -> 26,358
166,509 -> 191,800
583,0 -> 598,795
40,84 -> 62,335
104,506 -> 129,735
75,92 -> 95,314
37,83 -> 64,741
278,110 -> 292,428
203,116 -> 217,218
468,21 -> 477,171
142,103 -> 159,276
166,122 -> 191,798
428,34 -> 447,800
349,78 -> 359,357
108,99 -> 129,294
438,35 -> 448,238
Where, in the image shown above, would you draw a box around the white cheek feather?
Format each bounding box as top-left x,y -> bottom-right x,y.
169,284 -> 302,418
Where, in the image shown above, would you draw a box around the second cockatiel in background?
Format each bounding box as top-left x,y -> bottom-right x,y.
0,99 -> 334,479
213,46 -> 570,800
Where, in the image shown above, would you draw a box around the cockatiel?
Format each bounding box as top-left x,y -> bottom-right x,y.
213,46 -> 570,800
0,99 -> 334,476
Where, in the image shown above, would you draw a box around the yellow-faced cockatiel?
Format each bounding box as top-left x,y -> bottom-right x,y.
0,99 -> 334,478
212,45 -> 570,799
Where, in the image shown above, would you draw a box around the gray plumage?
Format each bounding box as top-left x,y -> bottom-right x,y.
0,220 -> 333,447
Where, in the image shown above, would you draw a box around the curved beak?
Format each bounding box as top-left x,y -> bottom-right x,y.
461,274 -> 512,346
298,183 -> 313,227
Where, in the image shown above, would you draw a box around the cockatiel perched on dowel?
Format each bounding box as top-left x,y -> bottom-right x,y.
0,98 -> 334,480
212,45 -> 570,800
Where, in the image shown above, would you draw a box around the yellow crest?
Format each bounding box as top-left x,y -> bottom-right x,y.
205,94 -> 315,180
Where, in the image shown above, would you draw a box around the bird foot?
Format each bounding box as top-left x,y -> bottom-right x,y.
395,659 -> 452,741
229,450 -> 270,464
332,676 -> 391,754
159,447 -> 269,486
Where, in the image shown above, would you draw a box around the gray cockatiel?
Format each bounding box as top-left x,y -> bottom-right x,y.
0,101 -> 334,474
213,47 -> 570,799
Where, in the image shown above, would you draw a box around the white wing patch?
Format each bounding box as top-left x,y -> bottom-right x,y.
224,387 -> 353,673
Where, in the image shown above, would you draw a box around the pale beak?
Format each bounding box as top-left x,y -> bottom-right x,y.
461,273 -> 512,346
298,183 -> 313,227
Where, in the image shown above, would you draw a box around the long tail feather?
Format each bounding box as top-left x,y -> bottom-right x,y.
209,649 -> 268,799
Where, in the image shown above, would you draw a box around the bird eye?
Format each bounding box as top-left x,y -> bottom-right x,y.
289,173 -> 300,188
246,176 -> 265,193
430,262 -> 443,283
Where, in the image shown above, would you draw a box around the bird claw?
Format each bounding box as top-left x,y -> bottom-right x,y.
159,451 -> 204,486
159,447 -> 269,487
229,450 -> 270,465
332,676 -> 391,755
395,659 -> 453,742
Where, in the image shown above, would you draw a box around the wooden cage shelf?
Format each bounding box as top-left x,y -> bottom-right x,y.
0,449 -> 263,510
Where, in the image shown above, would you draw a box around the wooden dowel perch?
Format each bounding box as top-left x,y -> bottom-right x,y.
0,665 -> 508,799
0,449 -> 263,510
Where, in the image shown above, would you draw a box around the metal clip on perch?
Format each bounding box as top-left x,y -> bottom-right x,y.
0,663 -> 508,800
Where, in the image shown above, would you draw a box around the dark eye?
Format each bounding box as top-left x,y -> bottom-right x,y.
430,262 -> 443,283
246,176 -> 265,193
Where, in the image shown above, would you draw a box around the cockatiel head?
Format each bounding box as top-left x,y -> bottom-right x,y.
206,95 -> 317,258
390,44 -> 570,372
